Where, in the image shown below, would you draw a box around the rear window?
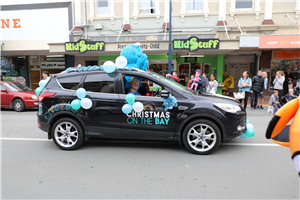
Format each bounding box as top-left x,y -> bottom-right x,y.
83,74 -> 115,93
58,75 -> 82,90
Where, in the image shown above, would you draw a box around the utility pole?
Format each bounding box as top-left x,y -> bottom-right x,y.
85,0 -> 88,39
168,0 -> 172,75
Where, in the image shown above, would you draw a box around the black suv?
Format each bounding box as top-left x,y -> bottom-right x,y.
37,68 -> 247,155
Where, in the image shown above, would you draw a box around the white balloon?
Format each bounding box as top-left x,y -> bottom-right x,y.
246,123 -> 254,130
115,56 -> 128,69
81,98 -> 92,109
103,61 -> 115,66
132,102 -> 144,112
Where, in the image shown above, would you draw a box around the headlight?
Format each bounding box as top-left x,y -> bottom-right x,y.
31,95 -> 38,100
213,103 -> 241,113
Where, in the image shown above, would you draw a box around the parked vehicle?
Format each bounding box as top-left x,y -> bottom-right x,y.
1,81 -> 38,111
37,69 -> 247,154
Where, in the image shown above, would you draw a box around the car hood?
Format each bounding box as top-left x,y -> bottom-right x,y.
192,92 -> 239,104
10,91 -> 36,95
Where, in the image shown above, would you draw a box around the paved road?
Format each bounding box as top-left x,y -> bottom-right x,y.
1,108 -> 299,199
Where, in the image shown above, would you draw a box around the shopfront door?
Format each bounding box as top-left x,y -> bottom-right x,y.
179,63 -> 211,85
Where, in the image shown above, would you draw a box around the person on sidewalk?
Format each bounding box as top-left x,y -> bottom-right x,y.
202,73 -> 209,92
269,90 -> 282,113
194,69 -> 205,92
166,71 -> 179,83
42,71 -> 50,81
238,71 -> 252,111
207,74 -> 218,94
294,84 -> 300,97
273,70 -> 285,103
257,71 -> 268,109
250,70 -> 265,110
283,88 -> 297,103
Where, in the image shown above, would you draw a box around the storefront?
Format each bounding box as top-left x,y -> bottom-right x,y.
259,35 -> 300,94
1,2 -> 73,89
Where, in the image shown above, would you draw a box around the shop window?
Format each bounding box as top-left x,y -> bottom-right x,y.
140,0 -> 155,14
97,0 -> 110,15
123,75 -> 162,97
236,0 -> 252,9
58,75 -> 82,90
187,0 -> 202,11
83,74 -> 115,93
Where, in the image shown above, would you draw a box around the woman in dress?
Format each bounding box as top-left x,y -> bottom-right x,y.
238,71 -> 252,110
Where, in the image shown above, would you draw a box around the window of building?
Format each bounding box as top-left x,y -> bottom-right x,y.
157,35 -> 168,40
202,34 -> 215,39
236,0 -> 253,9
58,75 -> 83,90
91,37 -> 106,41
107,37 -> 117,41
186,0 -> 202,11
178,35 -> 189,39
97,0 -> 110,15
84,74 -> 115,93
140,0 -> 155,14
117,36 -> 126,41
128,36 -> 146,41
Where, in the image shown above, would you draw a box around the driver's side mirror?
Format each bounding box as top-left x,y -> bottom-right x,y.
1,89 -> 7,93
160,90 -> 170,98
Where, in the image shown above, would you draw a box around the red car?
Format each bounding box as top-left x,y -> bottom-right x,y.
1,81 -> 39,112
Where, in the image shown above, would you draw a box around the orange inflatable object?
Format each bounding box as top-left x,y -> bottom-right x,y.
266,96 -> 300,176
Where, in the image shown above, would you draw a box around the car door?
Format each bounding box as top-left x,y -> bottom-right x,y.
119,73 -> 178,141
82,73 -> 123,138
1,83 -> 11,106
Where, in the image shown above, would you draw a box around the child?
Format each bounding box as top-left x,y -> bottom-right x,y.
187,74 -> 194,89
190,72 -> 201,91
269,90 -> 282,113
285,89 -> 297,102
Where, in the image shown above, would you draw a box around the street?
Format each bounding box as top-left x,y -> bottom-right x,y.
1,108 -> 299,199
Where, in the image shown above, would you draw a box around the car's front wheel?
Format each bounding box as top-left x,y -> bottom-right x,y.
51,118 -> 84,150
183,119 -> 221,155
13,99 -> 25,112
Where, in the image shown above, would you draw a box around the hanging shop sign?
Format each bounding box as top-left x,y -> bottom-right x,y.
184,57 -> 197,63
173,36 -> 220,52
272,50 -> 300,59
259,35 -> 300,49
65,39 -> 105,53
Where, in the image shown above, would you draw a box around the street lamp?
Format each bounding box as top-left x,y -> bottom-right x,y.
168,0 -> 172,75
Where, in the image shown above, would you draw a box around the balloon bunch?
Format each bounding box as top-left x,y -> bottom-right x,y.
103,56 -> 128,73
162,94 -> 178,111
71,88 -> 93,110
239,119 -> 255,139
122,93 -> 144,114
35,79 -> 49,96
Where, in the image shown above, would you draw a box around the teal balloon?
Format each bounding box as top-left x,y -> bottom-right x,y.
71,99 -> 81,110
39,80 -> 47,88
244,128 -> 255,137
122,104 -> 132,114
35,87 -> 42,96
239,134 -> 247,139
246,119 -> 250,123
125,93 -> 135,105
76,88 -> 87,99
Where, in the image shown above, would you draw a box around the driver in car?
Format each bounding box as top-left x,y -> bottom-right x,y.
128,77 -> 141,96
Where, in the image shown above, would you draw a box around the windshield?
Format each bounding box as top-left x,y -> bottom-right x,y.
4,83 -> 32,92
146,71 -> 195,95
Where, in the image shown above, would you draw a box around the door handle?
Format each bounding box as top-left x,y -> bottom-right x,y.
178,106 -> 188,110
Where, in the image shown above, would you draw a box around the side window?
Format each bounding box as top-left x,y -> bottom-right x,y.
1,84 -> 6,90
84,73 -> 115,93
58,75 -> 82,90
124,75 -> 163,97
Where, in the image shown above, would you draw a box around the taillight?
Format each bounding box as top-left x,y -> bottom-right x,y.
39,92 -> 56,101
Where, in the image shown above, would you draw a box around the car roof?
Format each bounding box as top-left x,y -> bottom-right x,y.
54,67 -> 147,78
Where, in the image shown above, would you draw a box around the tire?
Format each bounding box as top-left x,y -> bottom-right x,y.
13,99 -> 25,112
51,118 -> 84,150
182,119 -> 221,155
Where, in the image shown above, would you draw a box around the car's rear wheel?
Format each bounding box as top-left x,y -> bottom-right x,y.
13,99 -> 25,112
183,119 -> 221,155
51,118 -> 84,150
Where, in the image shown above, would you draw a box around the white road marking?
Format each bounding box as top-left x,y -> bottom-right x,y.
0,137 -> 280,146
